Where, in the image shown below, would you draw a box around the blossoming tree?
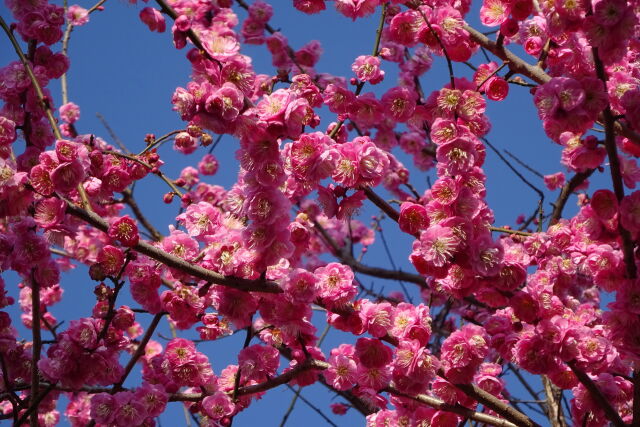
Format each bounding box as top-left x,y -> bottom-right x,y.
1,0 -> 640,425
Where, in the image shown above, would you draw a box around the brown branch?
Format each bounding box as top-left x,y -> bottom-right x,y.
465,23 -> 640,146
113,312 -> 164,391
489,226 -> 532,237
567,361 -> 625,427
63,199 -> 283,293
591,46 -> 637,280
121,189 -> 163,242
464,24 -> 551,85
154,0 -> 222,68
362,187 -> 400,223
442,372 -> 541,427
312,219 -> 425,286
103,150 -> 184,197
28,272 -> 43,427
548,169 -> 594,226
542,375 -> 567,427
385,386 -> 518,427
15,383 -> 55,427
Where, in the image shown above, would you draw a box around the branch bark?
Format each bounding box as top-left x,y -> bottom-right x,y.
63,200 -> 283,293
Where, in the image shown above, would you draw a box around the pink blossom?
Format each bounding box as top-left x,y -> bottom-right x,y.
90,393 -> 117,425
441,324 -> 489,383
381,86 -> 416,122
0,116 -> 16,146
202,392 -> 235,419
324,351 -> 357,390
282,268 -> 317,302
335,0 -> 380,20
480,0 -> 510,27
113,391 -> 147,426
359,300 -> 393,338
238,344 -> 280,381
436,137 -> 477,175
205,83 -> 244,122
323,83 -> 355,115
248,0 -> 273,23
139,7 -> 166,33
176,201 -> 221,239
398,202 -> 428,235
485,77 -> 509,101
66,5 -> 89,26
133,383 -> 168,418
544,172 -> 566,191
620,190 -> 640,233
34,197 -> 65,229
108,215 -> 139,247
330,403 -> 349,415
351,55 -> 384,84
59,102 -> 80,124
412,225 -> 458,269
315,262 -> 356,307
294,0 -> 327,14
388,10 -> 421,46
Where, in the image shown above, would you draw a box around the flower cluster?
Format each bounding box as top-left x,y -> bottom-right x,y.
1,0 -> 640,425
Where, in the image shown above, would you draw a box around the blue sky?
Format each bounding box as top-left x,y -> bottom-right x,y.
0,0 -> 611,425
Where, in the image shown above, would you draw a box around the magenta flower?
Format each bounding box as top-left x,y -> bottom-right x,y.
352,55 -> 385,84
139,7 -> 166,33
202,392 -> 235,420
66,5 -> 89,26
315,262 -> 357,307
620,190 -> 640,233
107,215 -> 139,247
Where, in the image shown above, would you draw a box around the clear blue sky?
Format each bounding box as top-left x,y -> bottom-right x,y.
0,1 -> 611,425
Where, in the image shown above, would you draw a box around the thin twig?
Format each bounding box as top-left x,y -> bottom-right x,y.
548,169 -> 594,225
154,0 -> 222,68
313,219 -> 425,286
284,385 -> 339,427
503,150 -> 544,178
484,137 -> 544,230
489,226 -> 532,237
328,2 -> 387,139
113,312 -> 164,390
138,129 -> 183,155
96,113 -> 128,153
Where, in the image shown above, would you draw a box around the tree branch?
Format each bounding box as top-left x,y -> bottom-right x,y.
567,361 -> 625,427
63,199 -> 283,293
385,386 -> 518,427
591,46 -> 637,280
548,169 -> 594,225
442,372 -> 541,427
28,273 -> 42,427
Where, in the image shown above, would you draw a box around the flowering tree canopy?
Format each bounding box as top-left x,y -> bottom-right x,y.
1,0 -> 640,426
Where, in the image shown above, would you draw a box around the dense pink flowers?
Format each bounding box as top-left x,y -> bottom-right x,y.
2,0 -> 640,424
